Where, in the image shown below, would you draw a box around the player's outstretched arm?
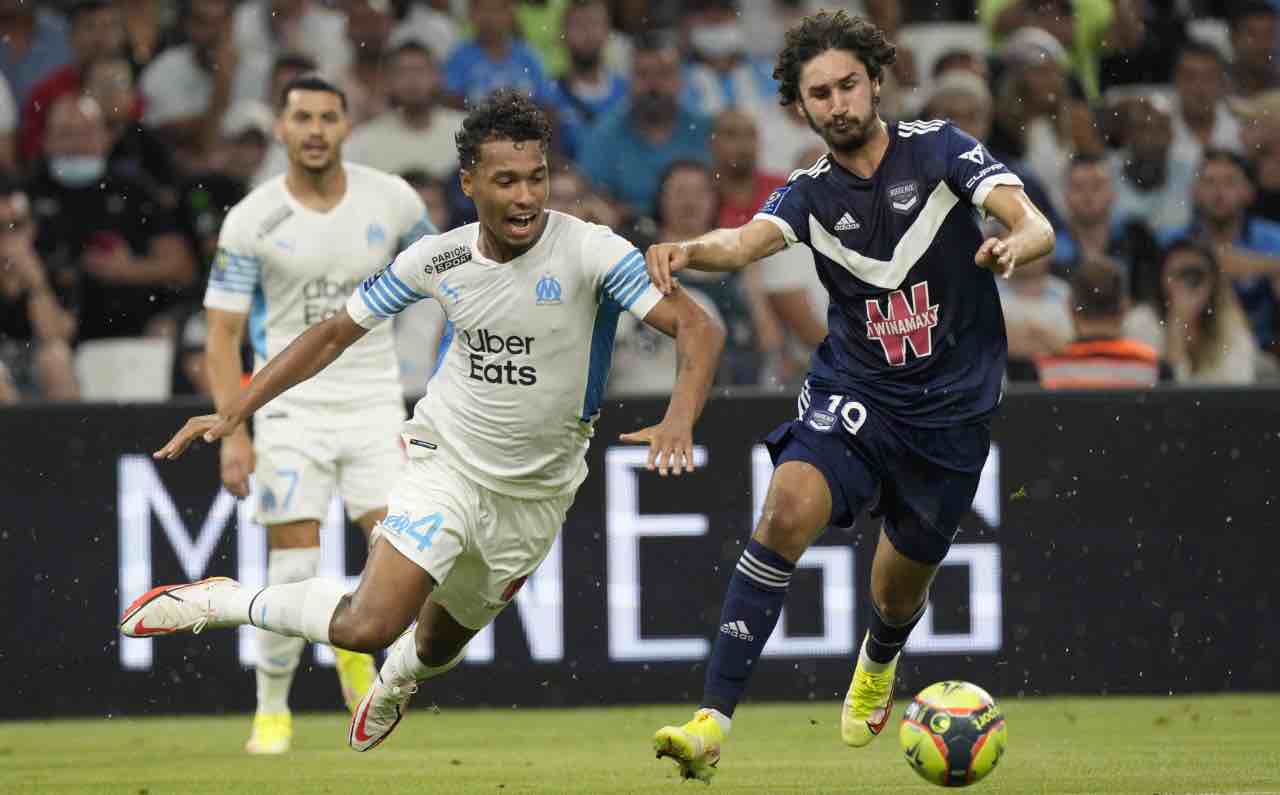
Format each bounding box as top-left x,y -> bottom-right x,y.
154,310 -> 369,460
974,185 -> 1055,278
619,287 -> 726,476
645,219 -> 786,295
205,308 -> 255,496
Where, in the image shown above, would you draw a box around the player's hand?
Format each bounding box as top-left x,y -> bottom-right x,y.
644,242 -> 690,296
975,237 -> 1016,278
152,413 -> 241,462
619,421 -> 696,476
219,429 -> 255,498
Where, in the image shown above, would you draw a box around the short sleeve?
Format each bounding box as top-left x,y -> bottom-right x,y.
346,240 -> 433,329
389,176 -> 437,253
204,206 -> 260,314
942,123 -> 1022,210
584,225 -> 662,319
753,179 -> 811,248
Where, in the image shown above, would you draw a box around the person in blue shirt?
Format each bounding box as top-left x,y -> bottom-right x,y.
1159,149 -> 1280,351
645,11 -> 1054,783
443,0 -> 556,109
551,0 -> 627,158
575,29 -> 710,218
0,0 -> 72,107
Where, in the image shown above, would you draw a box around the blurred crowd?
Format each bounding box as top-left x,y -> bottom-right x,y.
2,0 -> 1279,404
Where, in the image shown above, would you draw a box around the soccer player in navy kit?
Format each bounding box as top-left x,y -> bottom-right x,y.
646,12 -> 1054,782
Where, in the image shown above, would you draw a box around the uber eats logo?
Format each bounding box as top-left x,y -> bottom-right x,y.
461,328 -> 537,385
303,276 -> 363,324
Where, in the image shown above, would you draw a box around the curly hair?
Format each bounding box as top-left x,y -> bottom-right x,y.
455,89 -> 553,170
773,11 -> 896,107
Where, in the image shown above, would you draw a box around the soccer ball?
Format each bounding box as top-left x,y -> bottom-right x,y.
899,681 -> 1007,787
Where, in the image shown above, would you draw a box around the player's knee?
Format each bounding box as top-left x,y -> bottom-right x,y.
329,604 -> 403,653
754,487 -> 824,560
871,586 -> 926,625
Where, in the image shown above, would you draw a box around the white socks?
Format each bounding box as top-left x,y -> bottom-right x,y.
251,549 -> 329,715
703,708 -> 733,736
857,635 -> 896,674
381,627 -> 465,687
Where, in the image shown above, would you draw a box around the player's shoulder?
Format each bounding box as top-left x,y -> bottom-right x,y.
219,176 -> 292,242
786,152 -> 833,186
895,119 -> 975,161
399,221 -> 473,271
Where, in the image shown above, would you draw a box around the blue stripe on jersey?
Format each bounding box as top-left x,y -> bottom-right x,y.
615,273 -> 650,308
601,251 -> 653,310
581,294 -> 624,421
430,321 -> 454,379
397,215 -> 438,253
209,250 -> 261,294
360,282 -> 396,317
385,268 -> 428,301
374,274 -> 413,306
602,250 -> 642,289
248,284 -> 267,359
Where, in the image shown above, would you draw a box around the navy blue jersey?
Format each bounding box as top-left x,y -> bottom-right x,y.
756,120 -> 1022,427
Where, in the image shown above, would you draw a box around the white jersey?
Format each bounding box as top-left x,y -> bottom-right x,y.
345,211 -> 663,498
205,163 -> 434,414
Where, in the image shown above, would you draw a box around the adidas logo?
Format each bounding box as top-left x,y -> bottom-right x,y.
720,620 -> 754,641
834,212 -> 860,232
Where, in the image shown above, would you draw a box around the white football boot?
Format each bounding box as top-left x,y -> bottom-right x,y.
348,670 -> 417,752
119,577 -> 245,637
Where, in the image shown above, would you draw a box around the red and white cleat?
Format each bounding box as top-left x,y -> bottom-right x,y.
348,671 -> 417,752
118,577 -> 244,638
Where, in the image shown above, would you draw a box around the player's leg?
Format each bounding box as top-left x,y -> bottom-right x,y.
655,414 -> 880,782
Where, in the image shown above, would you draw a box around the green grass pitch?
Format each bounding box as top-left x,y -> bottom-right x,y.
3,695 -> 1277,794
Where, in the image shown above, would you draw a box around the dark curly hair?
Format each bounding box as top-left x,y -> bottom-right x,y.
455,89 -> 553,170
773,11 -> 896,107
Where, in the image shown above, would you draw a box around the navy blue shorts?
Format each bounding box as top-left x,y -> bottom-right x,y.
763,380 -> 991,565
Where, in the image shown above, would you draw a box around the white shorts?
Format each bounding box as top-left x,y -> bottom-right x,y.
378,447 -> 574,630
254,402 -> 405,526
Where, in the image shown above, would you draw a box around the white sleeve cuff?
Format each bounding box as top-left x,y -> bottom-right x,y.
752,213 -> 798,246
973,173 -> 1024,212
203,288 -> 253,314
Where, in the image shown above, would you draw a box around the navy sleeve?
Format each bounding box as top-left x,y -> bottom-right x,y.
753,178 -> 812,248
942,123 -> 1023,209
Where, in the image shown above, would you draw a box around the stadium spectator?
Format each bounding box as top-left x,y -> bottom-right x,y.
231,0 -> 351,75
1035,257 -> 1168,388
1228,1 -> 1279,99
139,0 -> 272,168
0,175 -> 79,400
1109,94 -> 1197,236
710,108 -> 782,229
546,162 -> 619,227
390,0 -> 460,63
1169,40 -> 1242,167
214,100 -> 273,187
400,169 -> 454,232
346,40 -> 464,179
119,0 -> 166,69
339,0 -> 395,125
1128,239 -> 1272,384
443,0 -> 556,108
932,48 -> 989,82
19,0 -> 125,163
0,76 -> 14,173
83,53 -> 177,204
1162,149 -> 1280,352
552,0 -> 628,157
1097,0 -> 1189,89
999,252 -> 1072,380
979,0 -> 1144,102
682,2 -> 782,120
29,95 -> 197,341
0,0 -> 72,108
1053,154 -> 1159,278
577,30 -> 710,217
1238,90 -> 1280,222
921,70 -> 1060,231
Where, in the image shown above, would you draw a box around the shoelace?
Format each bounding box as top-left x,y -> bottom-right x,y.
848,668 -> 894,715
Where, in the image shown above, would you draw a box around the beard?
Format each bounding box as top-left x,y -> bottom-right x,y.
803,98 -> 880,154
631,91 -> 677,124
569,48 -> 602,73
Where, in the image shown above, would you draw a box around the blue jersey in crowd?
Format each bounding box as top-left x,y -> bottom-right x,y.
756,120 -> 1022,427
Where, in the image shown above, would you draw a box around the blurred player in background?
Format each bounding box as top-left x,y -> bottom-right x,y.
199,73 -> 434,754
645,11 -> 1053,782
124,90 -> 725,753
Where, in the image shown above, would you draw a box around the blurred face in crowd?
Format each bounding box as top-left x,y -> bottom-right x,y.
388,46 -> 440,113
1232,12 -> 1278,74
70,4 -> 125,64
223,130 -> 269,183
797,49 -> 881,154
45,96 -> 110,159
345,0 -> 392,57
1064,160 -> 1115,226
1174,51 -> 1225,124
630,45 -> 682,122
461,139 -> 550,255
547,167 -> 587,214
1161,246 -> 1215,317
414,180 -> 451,232
187,0 -> 233,56
1127,98 -> 1173,163
276,88 -> 351,176
659,164 -> 717,236
1195,157 -> 1254,226
710,109 -> 758,179
927,91 -> 991,142
563,0 -> 610,72
1020,60 -> 1066,114
471,0 -> 516,46
84,57 -> 136,126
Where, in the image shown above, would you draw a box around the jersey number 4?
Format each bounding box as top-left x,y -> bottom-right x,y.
865,281 -> 940,366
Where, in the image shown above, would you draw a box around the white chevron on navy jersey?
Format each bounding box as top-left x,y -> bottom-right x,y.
788,154 -> 831,183
897,120 -> 945,138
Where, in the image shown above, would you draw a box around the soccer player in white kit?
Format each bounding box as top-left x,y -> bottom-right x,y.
122,90 -> 726,752
201,74 -> 435,754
